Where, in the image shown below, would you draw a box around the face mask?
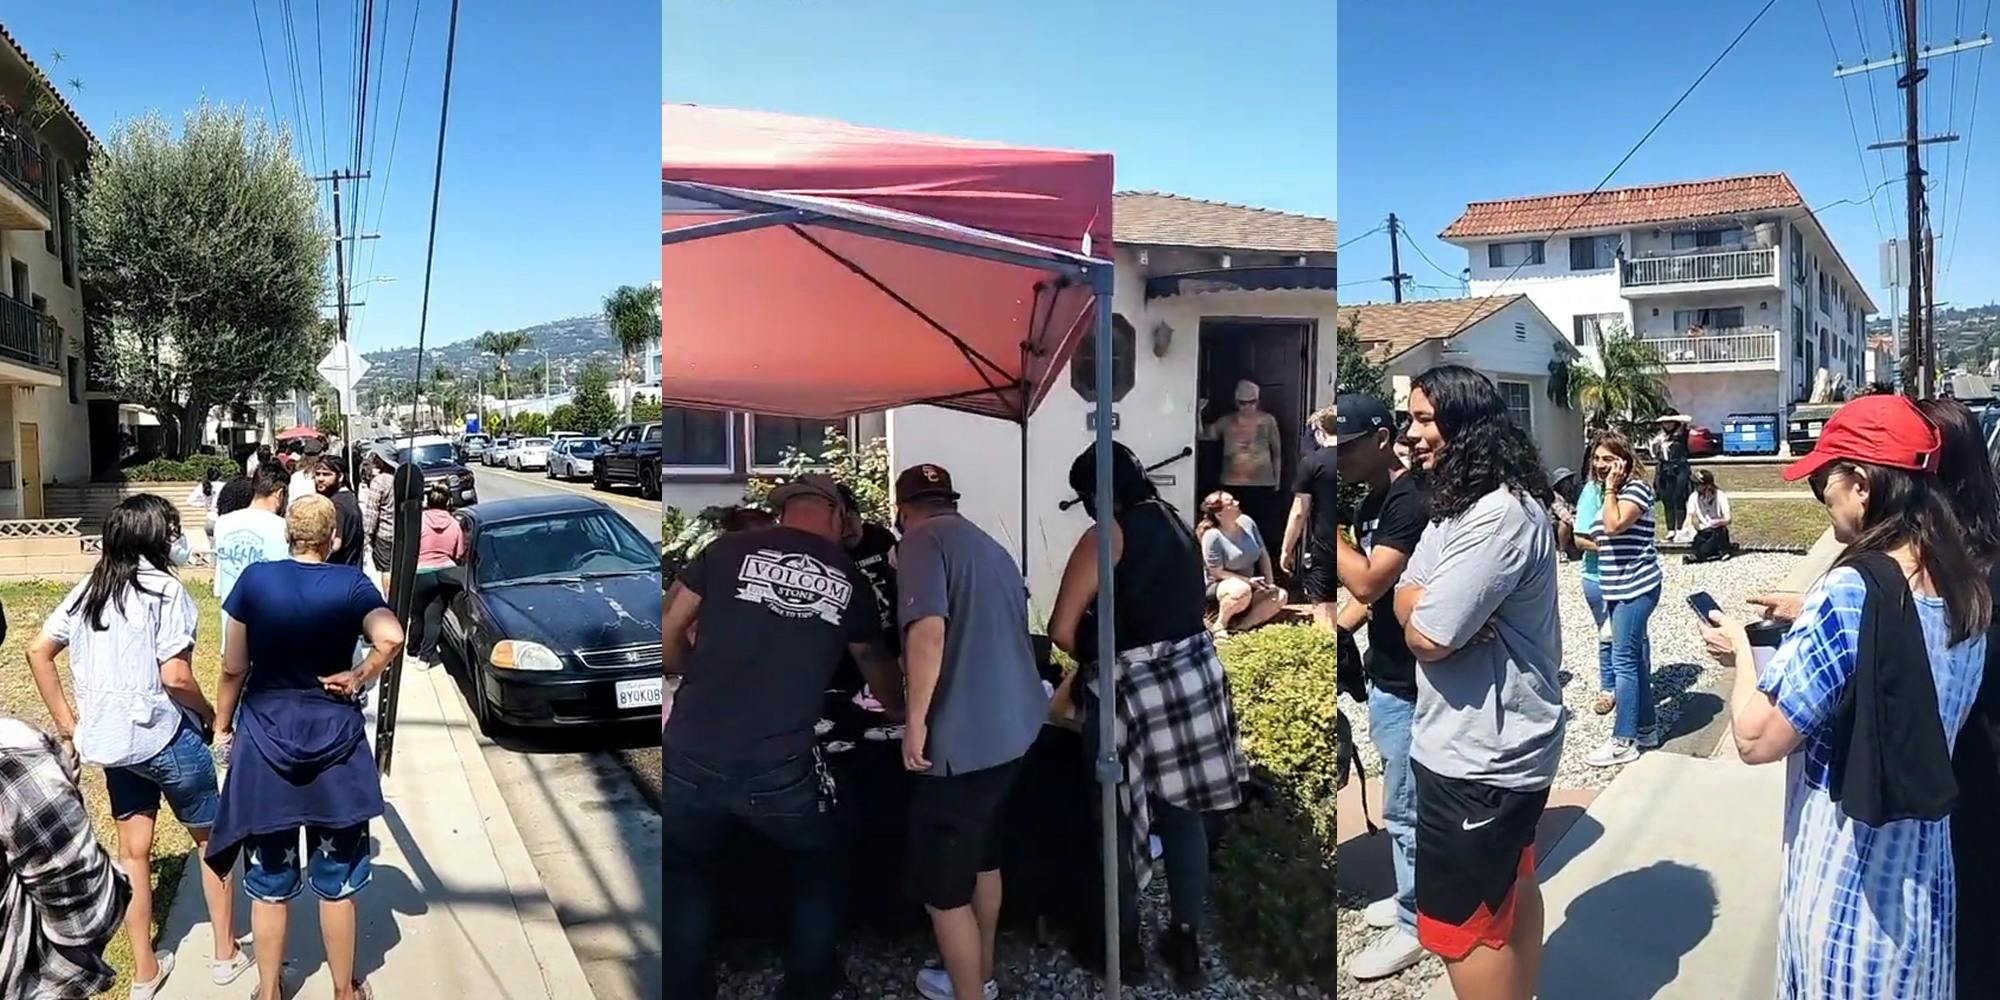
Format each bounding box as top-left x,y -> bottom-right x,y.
169,534 -> 192,567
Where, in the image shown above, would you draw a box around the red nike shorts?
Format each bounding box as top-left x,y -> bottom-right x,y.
1410,758 -> 1549,960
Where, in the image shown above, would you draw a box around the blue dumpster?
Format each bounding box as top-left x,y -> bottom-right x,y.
1722,413 -> 1779,456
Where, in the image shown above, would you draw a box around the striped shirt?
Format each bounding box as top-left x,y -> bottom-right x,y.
1592,480 -> 1662,601
1760,568 -> 1985,999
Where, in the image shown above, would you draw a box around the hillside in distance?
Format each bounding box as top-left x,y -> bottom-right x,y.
354,314 -> 622,388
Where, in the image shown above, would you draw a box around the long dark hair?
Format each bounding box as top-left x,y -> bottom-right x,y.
1411,365 -> 1554,520
1067,440 -> 1159,518
1915,398 -> 2000,566
78,494 -> 179,631
1826,459 -> 1992,644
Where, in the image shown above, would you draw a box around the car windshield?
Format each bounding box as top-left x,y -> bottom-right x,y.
465,435 -> 489,445
521,438 -> 552,448
565,440 -> 600,456
398,443 -> 459,467
476,510 -> 659,586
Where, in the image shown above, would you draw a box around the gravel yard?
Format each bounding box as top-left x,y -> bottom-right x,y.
1335,550 -> 1800,999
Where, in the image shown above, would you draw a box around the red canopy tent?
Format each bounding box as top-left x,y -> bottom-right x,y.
663,104 -> 1139,986
662,104 -> 1113,421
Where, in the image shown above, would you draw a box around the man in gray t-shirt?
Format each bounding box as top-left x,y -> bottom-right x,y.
891,463 -> 1046,1000
1399,486 -> 1566,789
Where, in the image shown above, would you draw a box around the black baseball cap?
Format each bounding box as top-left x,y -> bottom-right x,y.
895,463 -> 960,504
1334,394 -> 1395,445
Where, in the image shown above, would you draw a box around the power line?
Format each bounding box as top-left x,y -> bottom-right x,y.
1851,0 -> 1903,199
1448,0 -> 1779,333
407,0 -> 463,423
1400,226 -> 1464,284
246,0 -> 284,135
1945,0 -> 1993,278
1818,0 -> 1893,240
351,0 -> 424,345
1337,223 -> 1384,250
311,0 -> 330,172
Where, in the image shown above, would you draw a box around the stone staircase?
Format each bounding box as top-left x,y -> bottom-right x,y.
0,483 -> 217,584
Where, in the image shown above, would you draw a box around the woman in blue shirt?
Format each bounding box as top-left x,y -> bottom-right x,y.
209,495 -> 405,1000
1587,431 -> 1664,768
1560,460 -> 1617,718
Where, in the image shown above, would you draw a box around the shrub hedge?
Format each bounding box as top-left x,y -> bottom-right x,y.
1210,623 -> 1342,989
120,455 -> 239,483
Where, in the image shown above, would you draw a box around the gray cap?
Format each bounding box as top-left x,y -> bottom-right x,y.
368,441 -> 397,468
768,473 -> 845,511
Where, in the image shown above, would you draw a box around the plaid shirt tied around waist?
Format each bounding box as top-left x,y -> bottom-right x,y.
0,722 -> 131,999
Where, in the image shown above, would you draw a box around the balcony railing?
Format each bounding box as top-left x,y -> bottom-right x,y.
0,120 -> 47,210
1622,247 -> 1779,288
0,297 -> 60,372
1638,326 -> 1779,366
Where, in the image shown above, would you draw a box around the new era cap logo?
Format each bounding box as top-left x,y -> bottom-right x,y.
922,466 -> 941,481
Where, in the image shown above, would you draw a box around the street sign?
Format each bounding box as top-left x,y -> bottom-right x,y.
1881,239 -> 1910,290
315,343 -> 371,415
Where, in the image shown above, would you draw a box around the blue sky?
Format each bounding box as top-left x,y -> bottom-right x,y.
663,1 -> 1335,219
11,1 -> 661,355
1340,0 -> 1995,312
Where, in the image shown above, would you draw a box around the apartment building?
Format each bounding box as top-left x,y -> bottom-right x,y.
1440,173 -> 1880,445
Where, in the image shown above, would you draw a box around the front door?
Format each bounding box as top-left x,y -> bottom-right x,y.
19,422 -> 41,518
1195,319 -> 1313,583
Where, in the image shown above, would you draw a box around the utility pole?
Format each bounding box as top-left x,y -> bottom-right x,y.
1925,226 -> 1937,386
1834,1 -> 1988,400
314,169 -> 373,475
1384,213 -> 1409,303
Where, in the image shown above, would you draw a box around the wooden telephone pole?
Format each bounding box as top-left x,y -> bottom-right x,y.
1384,213 -> 1409,303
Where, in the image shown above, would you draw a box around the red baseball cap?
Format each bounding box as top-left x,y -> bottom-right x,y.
1782,394 -> 1941,482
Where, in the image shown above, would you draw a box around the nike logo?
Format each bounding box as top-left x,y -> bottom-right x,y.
1461,816 -> 1496,831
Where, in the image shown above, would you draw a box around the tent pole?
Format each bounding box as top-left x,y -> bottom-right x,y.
1089,267 -> 1121,995
1019,380 -> 1029,577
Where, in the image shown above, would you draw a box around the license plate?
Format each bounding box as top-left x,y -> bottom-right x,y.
615,677 -> 663,709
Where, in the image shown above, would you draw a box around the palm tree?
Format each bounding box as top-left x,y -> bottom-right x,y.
475,330 -> 531,432
602,284 -> 661,422
1567,327 -> 1671,436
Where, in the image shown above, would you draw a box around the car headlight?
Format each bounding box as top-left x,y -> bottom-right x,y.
447,474 -> 461,486
491,640 -> 564,672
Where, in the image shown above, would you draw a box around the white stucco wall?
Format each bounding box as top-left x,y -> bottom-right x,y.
887,247 -> 1337,612
0,202 -> 89,507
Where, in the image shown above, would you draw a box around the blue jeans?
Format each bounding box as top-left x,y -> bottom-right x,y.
662,744 -> 846,1000
1580,576 -> 1614,693
1081,693 -> 1214,933
241,823 -> 372,902
1608,587 -> 1661,741
1368,686 -> 1417,935
104,717 -> 219,827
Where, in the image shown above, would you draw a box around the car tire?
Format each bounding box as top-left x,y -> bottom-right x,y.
641,462 -> 661,500
593,465 -> 608,491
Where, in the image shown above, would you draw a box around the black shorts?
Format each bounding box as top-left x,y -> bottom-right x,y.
904,757 -> 1024,910
1411,759 -> 1548,960
1299,545 -> 1338,604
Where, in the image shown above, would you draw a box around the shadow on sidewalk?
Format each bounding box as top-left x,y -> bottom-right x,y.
1538,861 -> 1717,1000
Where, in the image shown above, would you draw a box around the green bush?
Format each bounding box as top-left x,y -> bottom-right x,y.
121,455 -> 239,483
743,430 -> 891,525
1209,623 -> 1342,988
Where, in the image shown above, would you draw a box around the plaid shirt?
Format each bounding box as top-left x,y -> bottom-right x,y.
1084,631 -> 1247,889
0,719 -> 131,999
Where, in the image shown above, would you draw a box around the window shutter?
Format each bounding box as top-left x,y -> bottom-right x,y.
1488,244 -> 1504,268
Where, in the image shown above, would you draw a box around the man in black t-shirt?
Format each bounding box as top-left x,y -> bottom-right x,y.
1282,406 -> 1347,627
827,484 -> 901,699
1331,393 -> 1432,980
661,474 -> 905,1000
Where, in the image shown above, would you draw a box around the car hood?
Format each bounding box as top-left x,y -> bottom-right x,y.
480,571 -> 663,653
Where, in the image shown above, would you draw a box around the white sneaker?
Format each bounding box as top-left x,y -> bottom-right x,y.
1348,926 -> 1425,980
129,951 -> 175,1000
1585,737 -> 1640,768
211,948 -> 254,985
1362,895 -> 1399,929
916,964 -> 999,1000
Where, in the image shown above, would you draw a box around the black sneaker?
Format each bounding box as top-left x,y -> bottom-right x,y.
1158,923 -> 1206,992
1071,929 -> 1146,983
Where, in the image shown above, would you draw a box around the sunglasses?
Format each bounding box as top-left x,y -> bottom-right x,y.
1808,466 -> 1838,504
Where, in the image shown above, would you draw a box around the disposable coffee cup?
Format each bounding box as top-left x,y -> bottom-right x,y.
1745,619 -> 1788,673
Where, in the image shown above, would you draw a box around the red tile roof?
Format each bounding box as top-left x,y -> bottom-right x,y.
0,22 -> 95,146
1113,191 -> 1337,253
1341,295 -> 1524,361
1440,173 -> 1804,240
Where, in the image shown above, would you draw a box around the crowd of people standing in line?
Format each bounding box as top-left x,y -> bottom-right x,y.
1332,364 -> 2000,999
663,449 -> 1249,1000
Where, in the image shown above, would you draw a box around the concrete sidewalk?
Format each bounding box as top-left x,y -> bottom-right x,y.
1420,751 -> 1784,1000
156,662 -> 596,999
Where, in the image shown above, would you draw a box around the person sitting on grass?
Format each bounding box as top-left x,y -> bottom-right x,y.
1682,469 -> 1735,564
26,494 -> 253,998
1197,490 -> 1287,636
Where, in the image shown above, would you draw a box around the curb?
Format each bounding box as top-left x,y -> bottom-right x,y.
424,665 -> 599,1000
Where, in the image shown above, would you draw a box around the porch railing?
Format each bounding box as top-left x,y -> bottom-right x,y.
0,297 -> 59,372
1638,326 -> 1779,365
1622,247 -> 1779,288
0,120 -> 47,209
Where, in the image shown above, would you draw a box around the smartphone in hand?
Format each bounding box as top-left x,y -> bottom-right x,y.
1687,591 -> 1724,624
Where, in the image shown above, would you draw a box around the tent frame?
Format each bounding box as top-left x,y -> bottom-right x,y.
664,182 -> 1132,991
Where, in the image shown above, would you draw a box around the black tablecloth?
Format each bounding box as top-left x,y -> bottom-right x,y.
708,695 -> 1098,940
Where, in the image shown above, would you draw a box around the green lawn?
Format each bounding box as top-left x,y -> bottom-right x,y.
0,581 -> 222,1000
1656,497 -> 1828,550
1694,463 -> 1802,495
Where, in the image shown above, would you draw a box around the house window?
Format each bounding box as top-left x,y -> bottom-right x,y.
1672,307 -> 1744,331
39,143 -> 53,255
9,260 -> 25,302
752,415 -> 841,469
1487,240 -> 1545,268
1069,313 -> 1136,403
1790,225 -> 1805,283
1498,380 -> 1534,434
66,356 -> 79,405
1572,312 -> 1622,347
1568,235 -> 1619,271
1670,226 -> 1743,251
663,406 -> 732,470
1792,306 -> 1805,357
57,162 -> 74,287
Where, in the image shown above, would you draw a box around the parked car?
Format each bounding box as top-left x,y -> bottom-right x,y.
546,438 -> 600,481
508,437 -> 554,472
461,433 -> 491,462
1686,424 -> 1720,458
484,437 -> 515,467
593,422 -> 662,500
436,495 -> 663,729
396,435 -> 479,508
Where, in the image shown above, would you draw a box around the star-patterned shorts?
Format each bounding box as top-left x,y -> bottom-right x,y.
241,823 -> 373,903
